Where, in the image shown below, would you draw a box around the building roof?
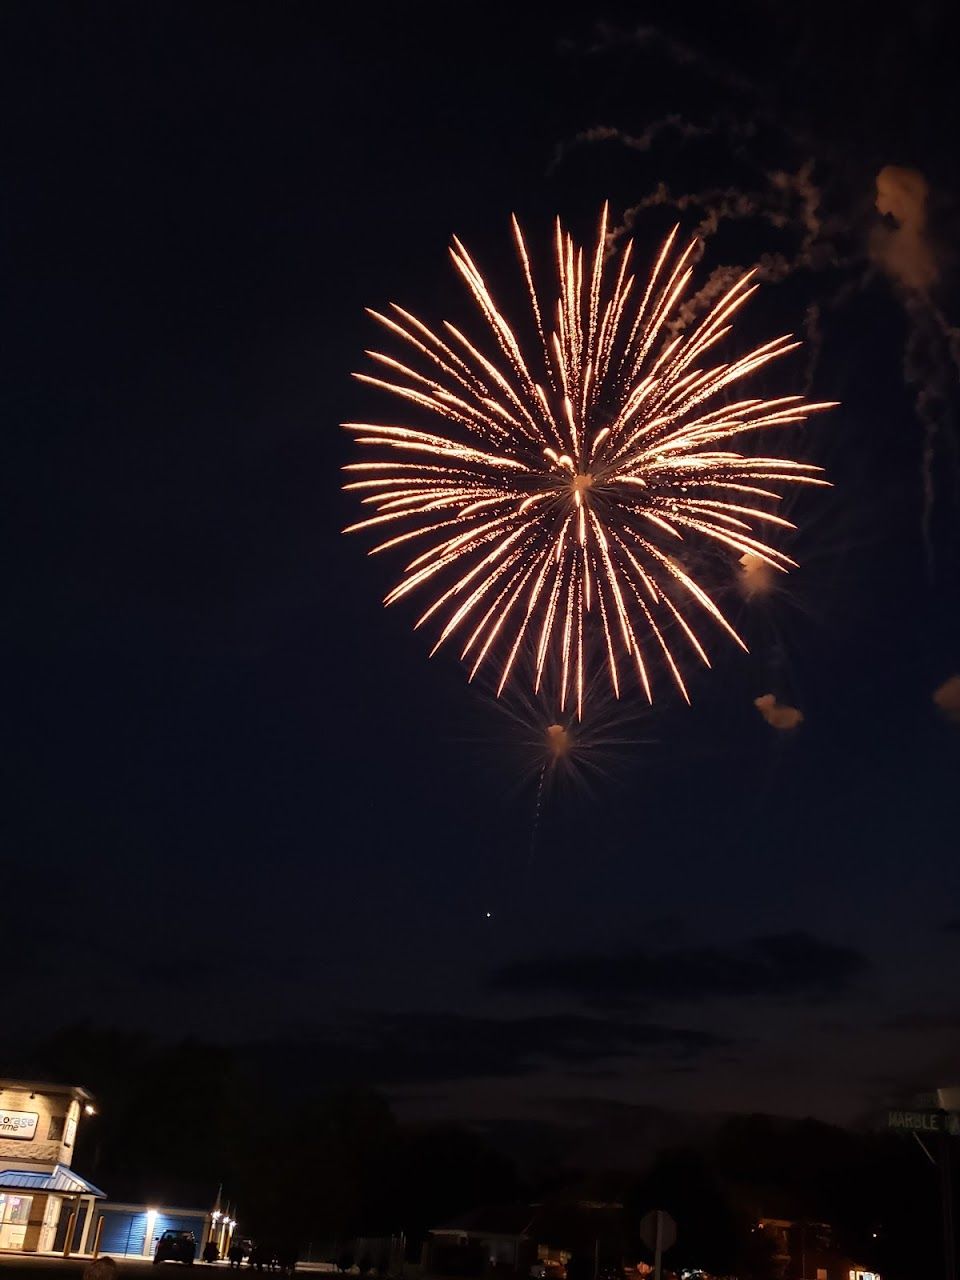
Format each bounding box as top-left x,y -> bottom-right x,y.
528,1200 -> 624,1253
100,1202 -> 211,1216
0,1079 -> 94,1103
432,1205 -> 536,1238
432,1199 -> 625,1253
0,1163 -> 107,1197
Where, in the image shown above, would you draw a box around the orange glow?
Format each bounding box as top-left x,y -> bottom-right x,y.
545,723 -> 573,759
933,674 -> 960,723
344,206 -> 834,713
754,693 -> 804,731
738,550 -> 777,598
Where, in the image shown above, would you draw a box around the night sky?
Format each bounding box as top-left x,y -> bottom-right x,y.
5,2 -> 960,1152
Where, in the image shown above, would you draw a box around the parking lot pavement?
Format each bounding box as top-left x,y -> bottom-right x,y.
0,1260 -> 337,1279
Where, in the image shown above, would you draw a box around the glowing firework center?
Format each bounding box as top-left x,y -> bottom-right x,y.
345,206 -> 832,713
545,723 -> 573,760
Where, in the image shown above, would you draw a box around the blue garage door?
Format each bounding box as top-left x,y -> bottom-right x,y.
98,1210 -> 148,1256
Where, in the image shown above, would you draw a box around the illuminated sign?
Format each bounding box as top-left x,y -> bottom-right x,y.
0,1110 -> 39,1140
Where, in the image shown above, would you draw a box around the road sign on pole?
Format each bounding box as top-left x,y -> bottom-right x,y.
888,1108 -> 959,1280
639,1210 -> 676,1280
889,1110 -> 960,1135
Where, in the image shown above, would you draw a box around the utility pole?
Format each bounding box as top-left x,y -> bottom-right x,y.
911,1116 -> 957,1280
941,1118 -> 957,1280
800,1222 -> 806,1280
890,1096 -> 960,1280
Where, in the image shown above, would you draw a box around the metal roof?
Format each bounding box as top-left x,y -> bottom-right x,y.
0,1164 -> 106,1197
0,1079 -> 95,1102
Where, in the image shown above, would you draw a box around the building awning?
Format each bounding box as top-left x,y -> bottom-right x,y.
0,1164 -> 106,1197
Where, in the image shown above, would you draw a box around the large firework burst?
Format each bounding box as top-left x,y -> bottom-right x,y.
344,206 -> 833,714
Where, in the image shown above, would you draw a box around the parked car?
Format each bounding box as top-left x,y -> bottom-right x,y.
155,1229 -> 198,1265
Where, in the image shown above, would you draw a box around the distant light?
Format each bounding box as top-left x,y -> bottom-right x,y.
485,912 -> 491,918
212,1212 -> 222,1221
84,1104 -> 96,1116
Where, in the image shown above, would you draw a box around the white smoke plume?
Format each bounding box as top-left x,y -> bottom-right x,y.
551,117 -> 716,172
869,166 -> 960,571
577,23 -> 755,97
871,166 -> 938,293
557,101 -> 959,573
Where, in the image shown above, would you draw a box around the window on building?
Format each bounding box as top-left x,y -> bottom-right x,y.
817,1270 -> 827,1280
47,1115 -> 65,1142
0,1193 -> 34,1251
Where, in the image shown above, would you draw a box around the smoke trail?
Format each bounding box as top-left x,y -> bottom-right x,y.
557,104 -> 959,574
870,166 -> 960,575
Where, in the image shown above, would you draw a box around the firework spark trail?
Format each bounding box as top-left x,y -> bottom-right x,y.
344,207 -> 834,714
529,761 -> 547,868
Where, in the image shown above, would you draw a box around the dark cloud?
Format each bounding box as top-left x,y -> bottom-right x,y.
491,933 -> 867,1005
545,1096 -> 653,1118
13,926 -> 310,992
882,1011 -> 960,1031
264,1011 -> 727,1087
563,1068 -> 622,1081
517,1096 -> 723,1170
